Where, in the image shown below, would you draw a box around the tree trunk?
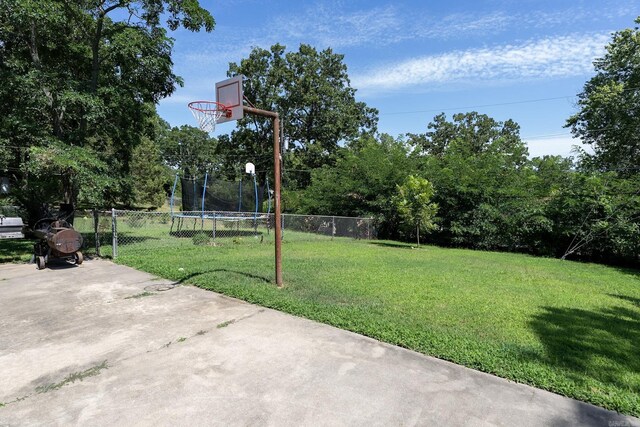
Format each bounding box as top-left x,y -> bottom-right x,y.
29,21 -> 63,138
90,14 -> 104,94
61,172 -> 74,205
416,223 -> 420,248
90,1 -> 124,92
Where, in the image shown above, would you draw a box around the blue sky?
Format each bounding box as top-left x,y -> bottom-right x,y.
157,0 -> 639,158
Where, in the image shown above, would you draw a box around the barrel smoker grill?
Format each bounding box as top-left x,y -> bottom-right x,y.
33,218 -> 83,270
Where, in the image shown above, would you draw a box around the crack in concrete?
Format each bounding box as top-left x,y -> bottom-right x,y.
0,309 -> 267,409
157,309 -> 267,350
36,360 -> 109,394
1,361 -> 109,409
216,309 -> 266,329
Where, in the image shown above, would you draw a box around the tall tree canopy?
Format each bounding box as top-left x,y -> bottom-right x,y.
566,17 -> 640,174
0,0 -> 214,217
159,125 -> 218,179
219,43 -> 378,187
299,134 -> 414,218
408,112 -> 534,250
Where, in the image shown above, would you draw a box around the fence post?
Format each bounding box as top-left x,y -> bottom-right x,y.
332,216 -> 335,240
367,218 -> 371,240
93,209 -> 100,257
111,208 -> 118,259
212,211 -> 216,242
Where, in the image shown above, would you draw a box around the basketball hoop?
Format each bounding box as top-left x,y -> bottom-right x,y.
188,101 -> 231,133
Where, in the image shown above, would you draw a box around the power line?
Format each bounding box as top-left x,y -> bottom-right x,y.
522,120 -> 640,141
521,132 -> 573,141
380,95 -> 575,116
378,86 -> 640,117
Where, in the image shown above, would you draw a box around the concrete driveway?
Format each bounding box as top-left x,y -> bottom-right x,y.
0,260 -> 638,426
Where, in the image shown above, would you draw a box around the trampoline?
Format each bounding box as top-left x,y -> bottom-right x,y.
169,169 -> 272,239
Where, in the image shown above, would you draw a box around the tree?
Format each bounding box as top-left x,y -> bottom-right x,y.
564,17 -> 640,265
130,136 -> 170,208
20,142 -> 115,221
159,125 -> 219,178
408,112 -> 531,249
221,43 -> 378,187
394,176 -> 438,247
0,0 -> 214,216
410,112 -> 528,164
566,17 -> 640,174
298,134 -> 416,237
530,155 -> 574,196
546,172 -> 640,264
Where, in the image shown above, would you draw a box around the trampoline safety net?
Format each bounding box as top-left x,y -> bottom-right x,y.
179,176 -> 265,213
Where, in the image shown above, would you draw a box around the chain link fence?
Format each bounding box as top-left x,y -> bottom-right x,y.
280,213 -> 374,239
70,210 -> 113,258
74,210 -> 375,257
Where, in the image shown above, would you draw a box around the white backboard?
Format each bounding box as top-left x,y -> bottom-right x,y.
215,75 -> 244,123
245,162 -> 255,175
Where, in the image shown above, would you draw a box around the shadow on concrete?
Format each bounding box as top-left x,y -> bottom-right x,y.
44,259 -> 82,270
547,397 -> 638,427
174,268 -> 271,285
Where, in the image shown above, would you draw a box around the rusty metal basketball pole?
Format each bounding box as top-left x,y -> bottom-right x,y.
243,105 -> 283,287
188,75 -> 284,287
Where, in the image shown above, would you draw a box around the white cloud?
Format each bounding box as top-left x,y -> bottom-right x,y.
174,1 -> 635,74
264,1 -> 635,48
353,33 -> 610,91
275,4 -> 402,48
269,6 -> 541,49
526,3 -> 636,28
524,136 -> 591,159
177,35 -> 256,68
270,6 -> 515,48
414,12 -> 512,40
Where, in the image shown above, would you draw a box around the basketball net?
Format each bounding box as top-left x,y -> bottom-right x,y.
188,101 -> 229,133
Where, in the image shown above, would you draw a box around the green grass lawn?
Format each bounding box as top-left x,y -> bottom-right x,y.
112,234 -> 640,416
